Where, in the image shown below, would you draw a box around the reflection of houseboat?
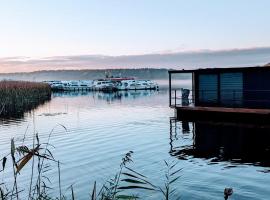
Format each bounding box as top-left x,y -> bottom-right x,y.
169,119 -> 270,167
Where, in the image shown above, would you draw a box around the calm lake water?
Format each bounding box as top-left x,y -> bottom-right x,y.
1,90 -> 270,199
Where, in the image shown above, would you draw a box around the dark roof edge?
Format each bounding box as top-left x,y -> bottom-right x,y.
168,65 -> 269,73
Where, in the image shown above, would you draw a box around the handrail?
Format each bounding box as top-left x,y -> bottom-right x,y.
170,88 -> 270,107
171,89 -> 270,92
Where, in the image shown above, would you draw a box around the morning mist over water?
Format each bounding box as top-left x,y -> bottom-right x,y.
1,46 -> 270,73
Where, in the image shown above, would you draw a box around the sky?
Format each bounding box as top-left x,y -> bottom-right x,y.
0,0 -> 270,72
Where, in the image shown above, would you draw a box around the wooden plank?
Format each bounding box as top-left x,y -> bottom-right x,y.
175,106 -> 270,115
174,106 -> 270,123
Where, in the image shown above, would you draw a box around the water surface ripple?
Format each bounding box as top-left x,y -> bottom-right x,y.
0,90 -> 269,199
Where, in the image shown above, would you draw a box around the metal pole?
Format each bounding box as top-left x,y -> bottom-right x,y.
175,89 -> 177,106
169,72 -> 172,106
192,72 -> 195,105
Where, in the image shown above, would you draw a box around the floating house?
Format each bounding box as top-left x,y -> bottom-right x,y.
169,66 -> 270,123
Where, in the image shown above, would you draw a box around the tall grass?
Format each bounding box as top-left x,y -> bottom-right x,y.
91,152 -> 182,200
0,81 -> 51,118
0,142 -> 182,200
0,135 -> 55,199
0,132 -> 233,200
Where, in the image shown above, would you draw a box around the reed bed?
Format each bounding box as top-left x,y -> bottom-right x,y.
0,81 -> 51,118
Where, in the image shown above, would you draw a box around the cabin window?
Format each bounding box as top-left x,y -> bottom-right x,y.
220,73 -> 243,106
198,74 -> 218,104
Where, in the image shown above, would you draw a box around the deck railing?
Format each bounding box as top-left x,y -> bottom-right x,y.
170,89 -> 270,108
170,89 -> 194,107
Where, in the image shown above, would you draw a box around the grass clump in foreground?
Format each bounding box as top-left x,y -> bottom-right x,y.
92,151 -> 183,200
0,80 -> 51,118
0,130 -> 182,200
0,129 -> 233,200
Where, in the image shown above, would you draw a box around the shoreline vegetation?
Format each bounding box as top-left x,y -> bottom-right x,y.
0,81 -> 51,118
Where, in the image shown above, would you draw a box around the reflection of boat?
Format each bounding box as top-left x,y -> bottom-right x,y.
52,90 -> 90,97
92,90 -> 158,102
51,90 -> 159,101
169,119 -> 270,167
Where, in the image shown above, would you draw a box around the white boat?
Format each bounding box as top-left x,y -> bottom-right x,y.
116,79 -> 136,90
45,80 -> 92,91
44,81 -> 64,90
44,78 -> 158,91
92,80 -> 117,91
62,80 -> 93,91
116,79 -> 158,90
79,80 -> 93,89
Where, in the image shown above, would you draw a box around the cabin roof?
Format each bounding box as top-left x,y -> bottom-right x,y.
168,65 -> 270,74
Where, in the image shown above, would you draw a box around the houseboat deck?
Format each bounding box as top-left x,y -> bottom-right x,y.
173,105 -> 270,123
169,66 -> 270,123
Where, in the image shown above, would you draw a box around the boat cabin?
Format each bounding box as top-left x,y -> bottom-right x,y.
169,66 -> 270,109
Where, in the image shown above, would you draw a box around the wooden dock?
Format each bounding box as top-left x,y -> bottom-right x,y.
173,106 -> 270,123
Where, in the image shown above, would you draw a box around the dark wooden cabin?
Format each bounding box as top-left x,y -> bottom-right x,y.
169,66 -> 270,122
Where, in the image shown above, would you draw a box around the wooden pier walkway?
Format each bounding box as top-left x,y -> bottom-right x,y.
173,106 -> 270,123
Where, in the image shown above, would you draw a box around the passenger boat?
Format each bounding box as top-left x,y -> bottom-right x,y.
45,80 -> 93,91
44,81 -> 64,90
116,79 -> 158,90
62,80 -> 93,91
92,79 -> 117,91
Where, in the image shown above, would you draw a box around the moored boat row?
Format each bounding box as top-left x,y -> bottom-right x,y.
44,78 -> 159,91
44,80 -> 93,91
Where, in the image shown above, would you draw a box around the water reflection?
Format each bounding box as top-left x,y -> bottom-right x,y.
52,90 -> 159,103
0,99 -> 50,124
0,117 -> 26,126
169,118 -> 270,167
1,90 -> 160,125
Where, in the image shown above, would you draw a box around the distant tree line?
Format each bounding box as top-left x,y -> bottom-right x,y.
0,68 -> 191,81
